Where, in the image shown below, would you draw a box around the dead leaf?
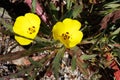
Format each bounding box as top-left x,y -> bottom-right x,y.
113,44 -> 120,48
89,0 -> 100,4
100,10 -> 120,30
12,57 -> 31,66
12,55 -> 46,66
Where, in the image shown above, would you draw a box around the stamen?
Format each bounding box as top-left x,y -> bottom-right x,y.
62,33 -> 64,36
32,26 -> 35,28
68,36 -> 70,39
28,28 -> 31,30
62,32 -> 70,40
66,32 -> 69,34
27,26 -> 36,34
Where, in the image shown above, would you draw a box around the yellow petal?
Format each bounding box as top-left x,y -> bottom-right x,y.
59,37 -> 70,48
52,18 -> 83,48
13,16 -> 30,36
25,13 -> 41,33
15,36 -> 33,45
63,18 -> 81,32
13,13 -> 40,45
52,22 -> 65,40
59,31 -> 83,48
69,31 -> 83,48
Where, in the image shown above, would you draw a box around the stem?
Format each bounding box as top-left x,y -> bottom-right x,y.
0,50 -> 57,79
0,46 -> 56,62
89,4 -> 94,13
89,29 -> 106,54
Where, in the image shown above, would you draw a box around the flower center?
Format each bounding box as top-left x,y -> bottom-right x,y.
62,32 -> 70,40
27,26 -> 36,34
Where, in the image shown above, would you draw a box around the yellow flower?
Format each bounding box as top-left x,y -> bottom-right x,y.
13,13 -> 41,45
52,18 -> 83,48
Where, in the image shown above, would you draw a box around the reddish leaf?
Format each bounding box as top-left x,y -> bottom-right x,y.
24,0 -> 51,25
106,53 -> 120,80
100,10 -> 120,30
113,44 -> 120,48
89,0 -> 100,4
114,70 -> 120,80
46,71 -> 53,77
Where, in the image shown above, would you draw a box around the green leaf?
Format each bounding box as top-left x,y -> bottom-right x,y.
80,54 -> 97,60
100,1 -> 120,15
113,47 -> 120,58
104,1 -> 120,9
32,0 -> 36,13
50,2 -> 57,11
111,27 -> 120,36
90,72 -> 102,80
72,4 -> 83,18
70,46 -> 79,52
29,58 -> 43,67
60,10 -> 73,20
52,47 -> 65,78
61,4 -> 83,19
70,46 -> 79,71
40,22 -> 51,35
0,18 -> 13,32
71,55 -> 76,71
66,0 -> 73,10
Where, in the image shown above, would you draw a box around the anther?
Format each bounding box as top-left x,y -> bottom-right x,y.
68,36 -> 70,39
27,26 -> 36,34
28,28 -> 31,30
62,34 -> 64,36
32,26 -> 35,28
64,37 -> 66,40
66,32 -> 69,34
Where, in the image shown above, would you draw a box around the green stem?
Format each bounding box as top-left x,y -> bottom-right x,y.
89,4 -> 94,13
89,29 -> 106,54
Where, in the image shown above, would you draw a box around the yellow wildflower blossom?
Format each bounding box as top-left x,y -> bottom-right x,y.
13,13 -> 41,45
52,18 -> 83,48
